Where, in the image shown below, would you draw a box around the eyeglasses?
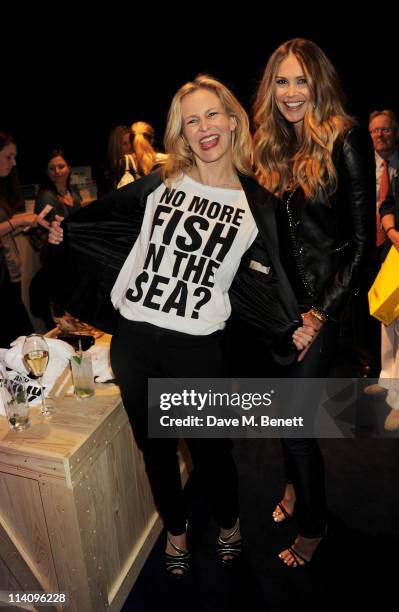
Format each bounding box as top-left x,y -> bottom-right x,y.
370,127 -> 393,135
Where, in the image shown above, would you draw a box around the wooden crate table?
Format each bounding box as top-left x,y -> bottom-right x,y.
0,377 -> 163,611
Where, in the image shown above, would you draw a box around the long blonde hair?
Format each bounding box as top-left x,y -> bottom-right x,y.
253,38 -> 356,199
162,74 -> 253,184
131,121 -> 157,176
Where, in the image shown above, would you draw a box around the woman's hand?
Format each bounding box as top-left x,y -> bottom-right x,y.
301,310 -> 324,332
292,324 -> 316,351
296,310 -> 326,362
48,215 -> 64,244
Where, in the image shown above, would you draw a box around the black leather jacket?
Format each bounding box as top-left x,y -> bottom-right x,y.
275,128 -> 376,319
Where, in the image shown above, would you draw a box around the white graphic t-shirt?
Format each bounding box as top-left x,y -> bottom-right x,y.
111,174 -> 258,335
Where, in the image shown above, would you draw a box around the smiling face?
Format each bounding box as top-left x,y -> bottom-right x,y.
0,143 -> 17,177
274,53 -> 311,138
181,88 -> 236,166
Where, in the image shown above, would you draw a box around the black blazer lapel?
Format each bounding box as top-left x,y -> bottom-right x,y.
231,174 -> 301,363
239,173 -> 280,258
239,174 -> 299,315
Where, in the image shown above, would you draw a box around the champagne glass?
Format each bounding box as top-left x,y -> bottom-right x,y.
22,334 -> 50,417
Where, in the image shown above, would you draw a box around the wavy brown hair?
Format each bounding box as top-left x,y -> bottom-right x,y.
253,38 -> 356,199
162,74 -> 253,184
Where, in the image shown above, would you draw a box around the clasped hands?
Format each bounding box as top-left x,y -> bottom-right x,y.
292,310 -> 324,362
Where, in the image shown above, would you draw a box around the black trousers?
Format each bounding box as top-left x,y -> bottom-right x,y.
226,317 -> 336,538
110,316 -> 239,535
274,322 -> 339,538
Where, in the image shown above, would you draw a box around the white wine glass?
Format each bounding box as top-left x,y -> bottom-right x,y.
22,334 -> 50,417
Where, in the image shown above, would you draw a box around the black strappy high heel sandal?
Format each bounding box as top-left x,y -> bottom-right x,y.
164,530 -> 190,578
217,520 -> 243,567
272,481 -> 295,523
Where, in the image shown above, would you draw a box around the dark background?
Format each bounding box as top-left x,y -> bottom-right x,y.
3,15 -> 398,185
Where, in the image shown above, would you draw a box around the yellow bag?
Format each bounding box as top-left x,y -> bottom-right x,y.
368,245 -> 399,325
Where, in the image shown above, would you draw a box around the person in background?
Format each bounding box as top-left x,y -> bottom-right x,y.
29,150 -> 82,328
366,111 -> 399,430
0,130 -> 48,347
48,75 -> 314,577
364,110 -> 399,395
106,125 -> 133,191
369,110 -> 399,221
102,122 -> 166,193
35,149 -> 82,220
130,121 -> 167,177
251,38 -> 374,567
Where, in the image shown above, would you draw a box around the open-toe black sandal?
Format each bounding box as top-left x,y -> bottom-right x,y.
286,546 -> 309,567
280,533 -> 326,568
273,481 -> 295,523
165,533 -> 190,578
217,520 -> 243,567
273,501 -> 293,522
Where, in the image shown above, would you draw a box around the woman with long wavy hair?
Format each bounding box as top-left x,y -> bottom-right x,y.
252,38 -> 374,567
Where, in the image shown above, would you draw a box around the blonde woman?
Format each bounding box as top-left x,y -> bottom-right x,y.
252,38 -> 374,567
49,75 -> 313,577
131,120 -> 166,177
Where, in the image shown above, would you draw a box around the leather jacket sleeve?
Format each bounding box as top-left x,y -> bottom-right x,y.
313,128 -> 375,318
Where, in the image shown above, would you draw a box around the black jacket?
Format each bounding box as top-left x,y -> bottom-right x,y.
50,172 -> 301,363
276,128 -> 375,319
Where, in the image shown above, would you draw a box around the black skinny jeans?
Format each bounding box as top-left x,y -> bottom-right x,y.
226,317 -> 337,538
279,320 -> 339,538
110,316 -> 239,536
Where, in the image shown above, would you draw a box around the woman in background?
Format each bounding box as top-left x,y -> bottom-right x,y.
30,149 -> 82,328
35,149 -> 82,219
0,130 -> 46,346
130,120 -> 167,177
105,125 -> 132,191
